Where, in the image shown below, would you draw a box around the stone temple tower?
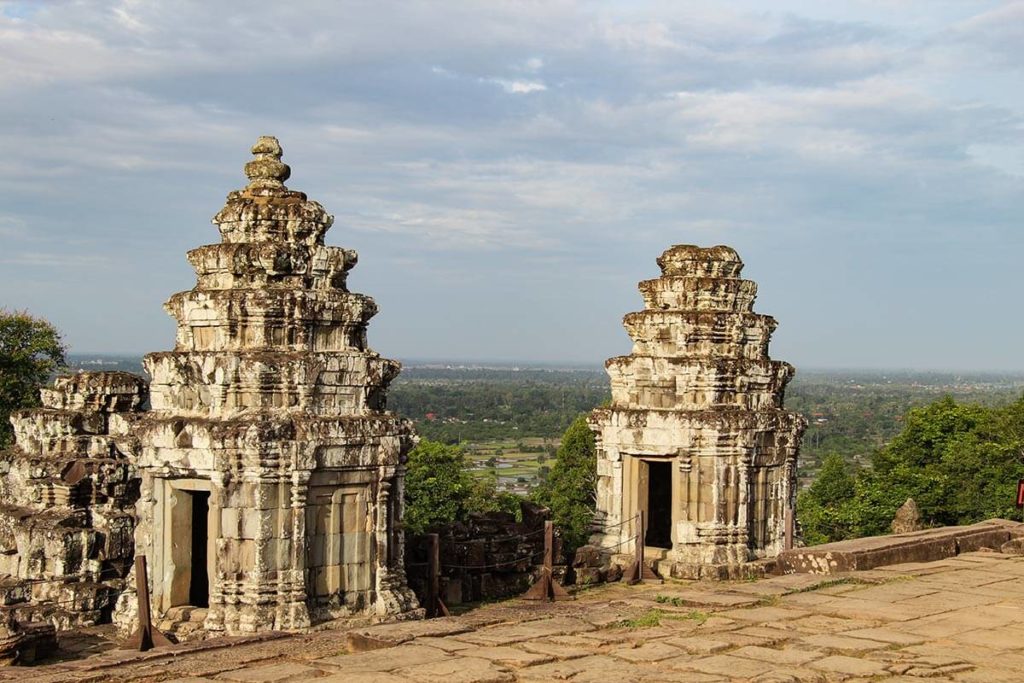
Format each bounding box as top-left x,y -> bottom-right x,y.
119,137 -> 418,634
588,245 -> 804,579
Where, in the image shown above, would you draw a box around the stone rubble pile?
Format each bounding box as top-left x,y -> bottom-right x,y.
404,501 -> 555,606
0,372 -> 146,630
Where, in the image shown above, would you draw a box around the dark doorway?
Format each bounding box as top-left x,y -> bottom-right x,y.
645,461 -> 672,549
188,491 -> 210,607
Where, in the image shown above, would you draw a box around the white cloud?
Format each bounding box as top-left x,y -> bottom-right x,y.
0,1 -> 1020,366
522,57 -> 544,72
486,78 -> 548,94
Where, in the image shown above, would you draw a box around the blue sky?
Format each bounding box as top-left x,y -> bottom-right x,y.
0,1 -> 1021,370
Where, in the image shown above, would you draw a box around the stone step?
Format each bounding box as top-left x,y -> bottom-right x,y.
157,606 -> 211,643
162,606 -> 209,623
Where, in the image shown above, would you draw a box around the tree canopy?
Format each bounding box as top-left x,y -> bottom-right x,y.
533,415 -> 597,553
402,439 -> 519,534
799,395 -> 1024,544
0,310 -> 67,447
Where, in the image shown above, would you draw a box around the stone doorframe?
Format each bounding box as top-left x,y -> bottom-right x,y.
621,453 -> 681,552
151,477 -> 219,614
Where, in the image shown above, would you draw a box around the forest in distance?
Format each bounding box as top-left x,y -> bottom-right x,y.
65,354 -> 1024,492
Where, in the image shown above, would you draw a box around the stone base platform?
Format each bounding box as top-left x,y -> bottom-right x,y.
778,518 -> 1024,574
607,553 -> 774,581
664,560 -> 775,581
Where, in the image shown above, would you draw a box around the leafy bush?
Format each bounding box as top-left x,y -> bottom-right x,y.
403,440 -> 521,534
0,310 -> 66,447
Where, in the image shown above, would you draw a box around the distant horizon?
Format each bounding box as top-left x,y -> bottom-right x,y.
66,352 -> 1024,378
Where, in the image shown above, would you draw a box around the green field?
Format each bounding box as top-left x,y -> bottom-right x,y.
461,436 -> 557,494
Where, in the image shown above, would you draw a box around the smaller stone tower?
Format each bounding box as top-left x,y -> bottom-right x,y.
589,245 -> 805,578
119,137 -> 418,635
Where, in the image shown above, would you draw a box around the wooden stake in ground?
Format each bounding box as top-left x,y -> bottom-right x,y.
124,555 -> 172,651
522,521 -> 571,601
426,533 -> 450,618
784,505 -> 795,551
623,512 -> 662,584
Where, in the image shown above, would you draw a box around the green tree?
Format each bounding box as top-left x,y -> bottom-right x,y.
466,472 -> 521,518
800,395 -> 1024,544
534,415 -> 597,554
0,310 -> 67,447
403,440 -> 475,534
854,396 -> 994,535
796,453 -> 858,545
403,440 -> 523,534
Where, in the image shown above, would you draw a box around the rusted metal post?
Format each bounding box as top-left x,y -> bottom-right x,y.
784,505 -> 795,551
523,520 -> 571,601
426,533 -> 449,618
124,555 -> 172,651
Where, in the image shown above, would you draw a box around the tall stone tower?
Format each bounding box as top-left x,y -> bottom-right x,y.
589,245 -> 804,579
123,137 -> 418,634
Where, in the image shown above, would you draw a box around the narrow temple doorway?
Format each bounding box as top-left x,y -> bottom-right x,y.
188,490 -> 210,608
645,461 -> 673,549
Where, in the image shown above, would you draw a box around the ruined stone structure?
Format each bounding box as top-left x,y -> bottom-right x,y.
0,372 -> 147,628
115,136 -> 419,635
589,245 -> 805,579
891,498 -> 924,535
404,502 -> 554,608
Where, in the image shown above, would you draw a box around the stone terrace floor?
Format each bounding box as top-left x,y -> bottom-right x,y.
11,550 -> 1024,682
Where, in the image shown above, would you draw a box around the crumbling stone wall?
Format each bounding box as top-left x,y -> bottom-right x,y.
589,245 -> 805,579
404,503 -> 557,606
0,372 -> 146,629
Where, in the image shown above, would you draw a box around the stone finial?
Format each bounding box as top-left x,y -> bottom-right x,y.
891,498 -> 923,534
244,136 -> 291,189
656,244 -> 743,278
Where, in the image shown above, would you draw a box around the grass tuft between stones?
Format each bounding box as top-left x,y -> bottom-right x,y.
610,607 -> 710,629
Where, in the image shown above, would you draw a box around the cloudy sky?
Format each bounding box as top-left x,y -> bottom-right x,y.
0,1 -> 1021,370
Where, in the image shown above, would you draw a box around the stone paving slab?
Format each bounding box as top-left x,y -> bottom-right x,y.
679,653 -> 776,678
393,656 -> 513,682
215,662 -> 326,682
607,640 -> 681,662
841,626 -> 926,645
14,552 -> 1024,682
317,644 -> 451,672
730,644 -> 821,665
347,617 -> 476,651
807,654 -> 890,676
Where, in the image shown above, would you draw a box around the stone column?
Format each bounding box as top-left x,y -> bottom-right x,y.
205,471 -> 229,633
284,468 -> 311,630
